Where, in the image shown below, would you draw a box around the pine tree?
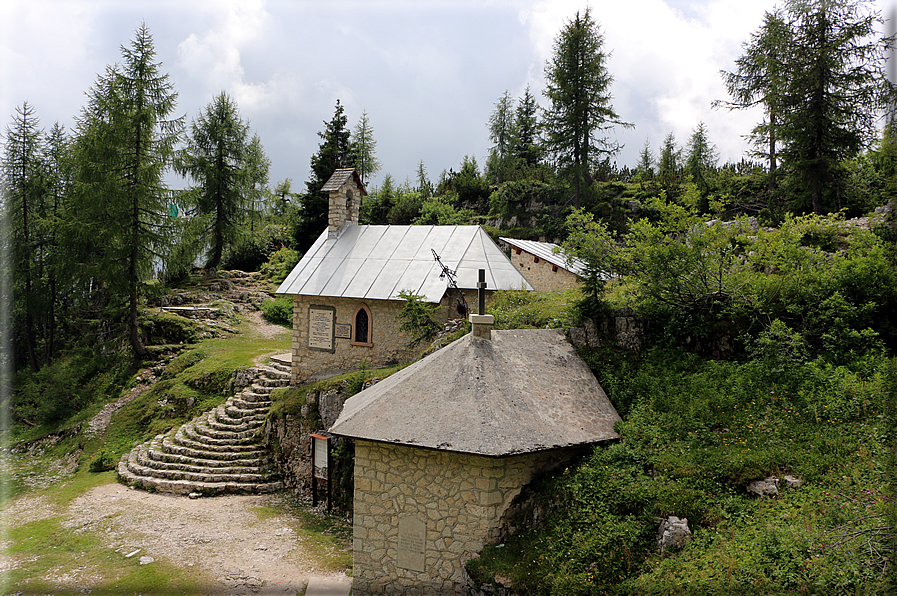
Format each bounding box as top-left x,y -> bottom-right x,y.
177,91 -> 269,268
513,85 -> 542,168
486,90 -> 518,184
2,102 -> 44,371
685,122 -> 718,199
543,8 -> 632,204
296,100 -> 353,251
658,132 -> 681,196
717,9 -> 791,193
69,24 -> 183,358
351,110 -> 380,186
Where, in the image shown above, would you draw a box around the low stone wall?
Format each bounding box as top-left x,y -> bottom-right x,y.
351,440 -> 576,595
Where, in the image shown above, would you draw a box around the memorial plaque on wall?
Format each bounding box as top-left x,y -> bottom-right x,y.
397,515 -> 426,572
335,324 -> 351,339
308,306 -> 335,352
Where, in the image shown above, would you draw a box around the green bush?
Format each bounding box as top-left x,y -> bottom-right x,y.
259,247 -> 300,283
88,448 -> 117,473
261,295 -> 293,327
397,290 -> 441,347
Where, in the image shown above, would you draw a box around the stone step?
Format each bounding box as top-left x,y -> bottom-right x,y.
145,436 -> 269,469
231,396 -> 271,410
118,361 -> 284,496
186,417 -> 263,445
138,450 -> 270,476
118,457 -> 283,496
167,431 -> 269,458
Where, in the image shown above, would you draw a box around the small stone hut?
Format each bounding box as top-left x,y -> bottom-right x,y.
329,315 -> 621,594
499,237 -> 586,293
276,168 -> 533,385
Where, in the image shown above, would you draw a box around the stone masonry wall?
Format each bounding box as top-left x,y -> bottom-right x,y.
289,291 -> 496,385
351,440 -> 570,595
509,249 -> 580,293
290,296 -> 415,385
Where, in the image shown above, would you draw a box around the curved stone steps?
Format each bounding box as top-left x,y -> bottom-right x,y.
118,361 -> 289,496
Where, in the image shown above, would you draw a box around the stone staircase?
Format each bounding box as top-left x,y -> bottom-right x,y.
118,358 -> 291,496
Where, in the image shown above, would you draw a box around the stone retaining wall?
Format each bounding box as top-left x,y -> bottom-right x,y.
351,440 -> 576,595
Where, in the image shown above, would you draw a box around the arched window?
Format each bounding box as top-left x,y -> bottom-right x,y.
351,303 -> 373,347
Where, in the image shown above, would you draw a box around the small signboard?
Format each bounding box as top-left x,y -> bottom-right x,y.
310,434 -> 332,511
335,324 -> 351,339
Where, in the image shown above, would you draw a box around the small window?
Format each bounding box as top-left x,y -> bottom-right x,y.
533,256 -> 540,263
514,247 -> 521,255
552,264 -> 559,272
351,304 -> 373,347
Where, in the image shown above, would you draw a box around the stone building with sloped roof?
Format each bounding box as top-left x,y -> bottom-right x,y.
329,313 -> 621,594
499,237 -> 586,293
276,168 -> 532,384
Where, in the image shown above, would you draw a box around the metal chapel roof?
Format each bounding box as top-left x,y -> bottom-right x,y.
500,237 -> 587,276
329,328 -> 622,456
276,225 -> 532,302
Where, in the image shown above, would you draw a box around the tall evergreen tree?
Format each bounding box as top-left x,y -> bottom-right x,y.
177,91 -> 269,268
351,109 -> 380,186
635,138 -> 655,179
542,8 -> 632,204
513,85 -> 542,168
486,90 -> 518,184
685,122 -> 718,198
296,100 -> 353,251
717,9 -> 791,193
69,24 -> 183,358
778,0 -> 892,214
658,132 -> 682,196
415,160 -> 433,199
2,102 -> 44,371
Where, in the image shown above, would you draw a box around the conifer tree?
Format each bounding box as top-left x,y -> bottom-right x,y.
542,8 -> 632,204
177,91 -> 269,268
513,85 -> 542,168
351,110 -> 380,186
69,24 -> 183,358
486,90 -> 518,184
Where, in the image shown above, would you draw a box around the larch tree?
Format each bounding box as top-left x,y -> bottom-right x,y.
716,9 -> 791,193
486,90 -> 518,184
69,24 -> 183,359
542,8 -> 632,204
177,92 -> 269,268
685,122 -> 718,198
513,85 -> 542,168
2,102 -> 44,371
777,0 -> 893,214
351,110 -> 381,186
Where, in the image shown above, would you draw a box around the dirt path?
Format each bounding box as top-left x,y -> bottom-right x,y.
3,482 -> 349,594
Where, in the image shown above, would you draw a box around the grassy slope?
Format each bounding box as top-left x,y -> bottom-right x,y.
1,276 -> 355,593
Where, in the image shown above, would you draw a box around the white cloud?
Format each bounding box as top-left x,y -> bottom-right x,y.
175,0 -> 274,109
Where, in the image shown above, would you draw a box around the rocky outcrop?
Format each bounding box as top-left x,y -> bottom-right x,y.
657,516 -> 692,554
117,360 -> 290,496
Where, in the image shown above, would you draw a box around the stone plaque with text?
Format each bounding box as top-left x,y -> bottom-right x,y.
308,306 -> 335,352
335,324 -> 351,339
397,515 -> 426,572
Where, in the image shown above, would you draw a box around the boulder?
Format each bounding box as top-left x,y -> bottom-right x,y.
657,515 -> 692,554
747,476 -> 779,498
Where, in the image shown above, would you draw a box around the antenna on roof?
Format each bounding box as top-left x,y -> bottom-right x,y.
432,249 -> 469,318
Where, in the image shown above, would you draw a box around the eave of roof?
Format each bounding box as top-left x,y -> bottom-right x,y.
328,329 -> 621,456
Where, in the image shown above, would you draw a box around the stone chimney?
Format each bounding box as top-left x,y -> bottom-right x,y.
322,168 -> 365,239
470,269 -> 494,340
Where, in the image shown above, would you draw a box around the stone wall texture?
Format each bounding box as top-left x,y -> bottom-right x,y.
351,440 -> 569,595
289,290 -> 495,385
509,249 -> 580,293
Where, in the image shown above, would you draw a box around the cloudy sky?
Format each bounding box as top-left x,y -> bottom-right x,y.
2,0 -> 893,191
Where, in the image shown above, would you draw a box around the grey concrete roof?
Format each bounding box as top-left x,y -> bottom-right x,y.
500,237 -> 587,276
329,329 -> 621,456
276,225 -> 533,302
321,168 -> 367,196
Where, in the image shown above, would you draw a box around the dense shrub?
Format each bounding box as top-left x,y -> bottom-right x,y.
261,295 -> 293,327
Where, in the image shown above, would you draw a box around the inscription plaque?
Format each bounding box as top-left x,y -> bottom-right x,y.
397,515 -> 426,572
308,306 -> 335,352
335,324 -> 351,339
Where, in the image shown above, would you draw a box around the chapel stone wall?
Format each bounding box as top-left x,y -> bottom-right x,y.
351,440 -> 568,595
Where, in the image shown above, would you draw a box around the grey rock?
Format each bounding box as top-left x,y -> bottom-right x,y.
747,476 -> 779,498
657,516 -> 691,554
